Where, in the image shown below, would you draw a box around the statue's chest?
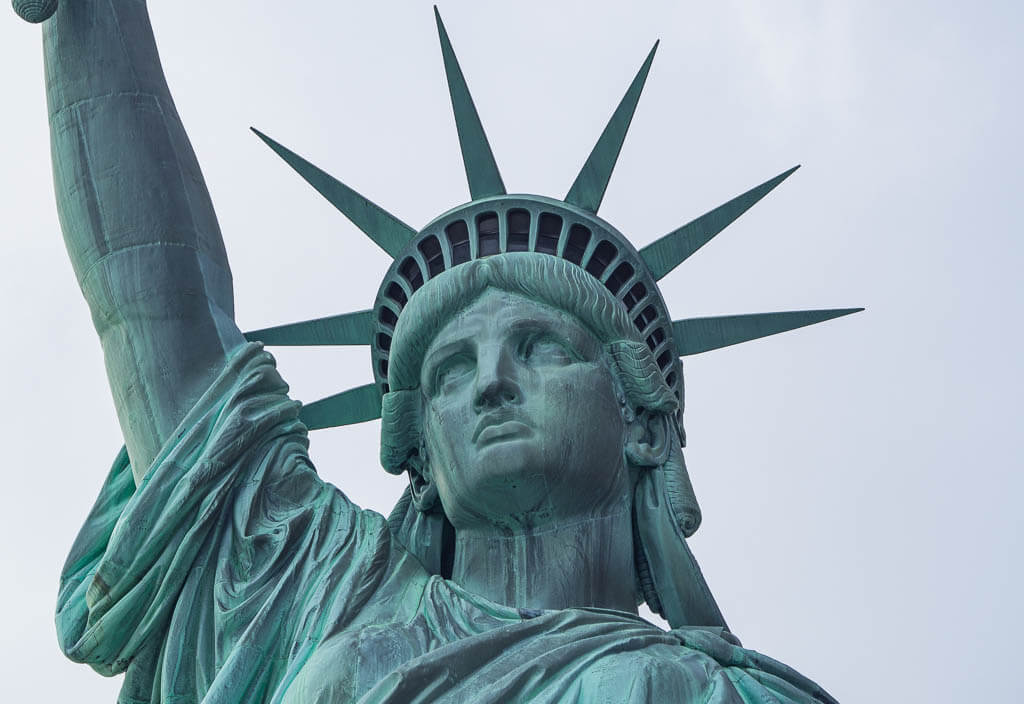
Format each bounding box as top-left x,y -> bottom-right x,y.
279,618 -> 720,704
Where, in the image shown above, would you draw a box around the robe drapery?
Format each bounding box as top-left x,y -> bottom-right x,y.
56,344 -> 837,703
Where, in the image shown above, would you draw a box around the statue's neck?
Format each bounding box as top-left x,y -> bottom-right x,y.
451,507 -> 638,613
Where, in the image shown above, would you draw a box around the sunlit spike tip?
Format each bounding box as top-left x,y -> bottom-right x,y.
673,308 -> 863,357
434,7 -> 506,199
565,41 -> 659,213
640,165 -> 800,281
299,383 -> 383,431
251,128 -> 416,258
245,310 -> 374,347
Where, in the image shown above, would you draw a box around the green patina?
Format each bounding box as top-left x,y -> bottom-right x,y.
23,1 -> 858,701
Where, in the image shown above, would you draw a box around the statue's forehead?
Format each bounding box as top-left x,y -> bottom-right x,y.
446,288 -> 568,321
424,288 -> 598,354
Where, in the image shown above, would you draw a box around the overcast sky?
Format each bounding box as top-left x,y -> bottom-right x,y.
1,1 -> 1021,701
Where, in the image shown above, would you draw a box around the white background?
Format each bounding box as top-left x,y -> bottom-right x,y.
1,1 -> 1021,701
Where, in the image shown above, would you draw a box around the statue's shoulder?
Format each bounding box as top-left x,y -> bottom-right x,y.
664,627 -> 839,703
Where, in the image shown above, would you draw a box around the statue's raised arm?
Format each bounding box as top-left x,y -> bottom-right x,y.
41,0 -> 244,479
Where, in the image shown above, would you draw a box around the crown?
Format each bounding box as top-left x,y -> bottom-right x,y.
244,8 -> 861,432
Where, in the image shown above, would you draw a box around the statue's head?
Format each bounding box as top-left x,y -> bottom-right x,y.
376,251 -> 711,626
247,10 -> 861,629
380,254 -> 692,535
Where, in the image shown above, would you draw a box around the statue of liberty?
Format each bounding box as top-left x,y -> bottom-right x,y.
19,0 -> 858,701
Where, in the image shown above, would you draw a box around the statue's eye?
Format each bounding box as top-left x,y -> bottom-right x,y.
433,354 -> 474,394
519,334 -> 574,366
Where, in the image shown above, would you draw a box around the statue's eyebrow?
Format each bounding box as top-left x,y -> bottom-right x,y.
505,315 -> 594,359
421,339 -> 473,384
505,316 -> 559,336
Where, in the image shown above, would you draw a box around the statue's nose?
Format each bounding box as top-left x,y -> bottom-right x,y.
473,346 -> 521,412
474,378 -> 519,411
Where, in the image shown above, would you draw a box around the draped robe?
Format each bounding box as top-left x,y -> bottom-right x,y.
57,344 -> 837,704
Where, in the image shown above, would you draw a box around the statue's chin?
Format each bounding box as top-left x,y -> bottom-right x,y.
470,442 -> 546,493
442,442 -> 555,526
437,432 -> 629,532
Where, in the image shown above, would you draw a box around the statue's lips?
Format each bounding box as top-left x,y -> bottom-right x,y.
475,420 -> 533,445
473,410 -> 533,445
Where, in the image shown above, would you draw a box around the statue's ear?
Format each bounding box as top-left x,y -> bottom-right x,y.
407,459 -> 439,512
624,409 -> 672,468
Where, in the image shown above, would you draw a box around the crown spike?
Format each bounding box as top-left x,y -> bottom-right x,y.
245,310 -> 374,346
435,7 -> 506,199
299,383 -> 383,431
251,128 -> 416,258
673,308 -> 863,356
565,41 -> 658,213
640,166 -> 800,281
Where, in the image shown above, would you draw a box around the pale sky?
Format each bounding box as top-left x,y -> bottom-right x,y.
1,1 -> 1021,701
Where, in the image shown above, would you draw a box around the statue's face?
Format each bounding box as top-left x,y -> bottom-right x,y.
420,288 -> 630,532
